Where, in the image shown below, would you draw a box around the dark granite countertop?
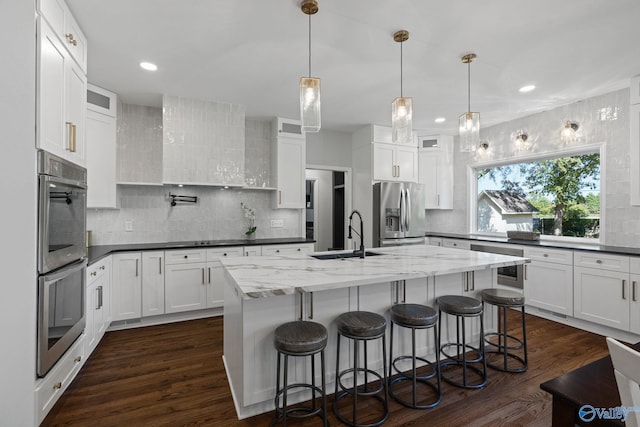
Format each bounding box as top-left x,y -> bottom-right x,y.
87,237 -> 315,265
425,232 -> 640,256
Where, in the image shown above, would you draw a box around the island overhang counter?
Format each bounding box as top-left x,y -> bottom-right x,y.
221,244 -> 529,419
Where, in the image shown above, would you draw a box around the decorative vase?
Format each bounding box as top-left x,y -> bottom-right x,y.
246,233 -> 256,240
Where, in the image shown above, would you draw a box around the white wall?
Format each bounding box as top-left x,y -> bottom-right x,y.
306,129 -> 352,168
0,1 -> 37,425
426,88 -> 640,247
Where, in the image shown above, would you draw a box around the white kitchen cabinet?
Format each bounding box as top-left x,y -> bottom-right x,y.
523,247 -> 574,316
260,243 -> 314,256
441,238 -> 470,250
631,75 -> 640,105
35,334 -> 85,425
162,95 -> 245,186
142,251 -> 165,317
37,17 -> 87,167
418,135 -> 453,209
164,249 -> 208,314
85,256 -> 111,357
111,252 -> 142,321
630,257 -> 640,334
243,246 -> 262,257
630,103 -> 640,205
86,84 -> 117,208
38,0 -> 88,72
427,237 -> 443,246
271,118 -> 306,208
207,247 -> 243,308
373,142 -> 418,182
574,266 -> 630,330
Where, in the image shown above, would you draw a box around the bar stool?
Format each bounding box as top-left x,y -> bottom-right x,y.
388,303 -> 441,409
334,311 -> 389,427
437,295 -> 488,389
480,288 -> 528,373
271,320 -> 328,427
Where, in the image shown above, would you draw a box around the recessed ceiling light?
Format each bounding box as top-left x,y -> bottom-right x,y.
434,117 -> 446,123
519,84 -> 536,93
139,61 -> 158,71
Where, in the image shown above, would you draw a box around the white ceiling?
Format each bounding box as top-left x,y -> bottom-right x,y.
66,0 -> 640,135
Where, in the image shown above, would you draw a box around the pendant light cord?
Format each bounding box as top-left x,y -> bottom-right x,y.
467,60 -> 471,113
400,40 -> 403,97
308,13 -> 312,78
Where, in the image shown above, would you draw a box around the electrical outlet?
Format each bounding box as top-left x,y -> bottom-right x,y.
270,219 -> 284,228
125,220 -> 133,232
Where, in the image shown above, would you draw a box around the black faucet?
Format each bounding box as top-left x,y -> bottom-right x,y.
348,210 -> 365,258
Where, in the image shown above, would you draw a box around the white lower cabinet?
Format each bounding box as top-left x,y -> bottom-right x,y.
523,247 -> 573,316
35,335 -> 85,425
85,256 -> 111,357
142,251 -> 165,317
111,252 -> 142,321
261,243 -> 314,256
165,249 -> 208,314
207,247 -> 243,308
574,266 -> 630,330
243,246 -> 262,256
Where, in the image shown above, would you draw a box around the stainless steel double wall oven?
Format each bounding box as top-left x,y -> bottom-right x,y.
37,151 -> 87,377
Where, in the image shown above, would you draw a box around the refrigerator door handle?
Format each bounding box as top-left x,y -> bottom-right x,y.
399,189 -> 404,232
405,188 -> 412,231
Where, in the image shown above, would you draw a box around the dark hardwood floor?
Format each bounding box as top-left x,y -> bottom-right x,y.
42,311 -> 610,426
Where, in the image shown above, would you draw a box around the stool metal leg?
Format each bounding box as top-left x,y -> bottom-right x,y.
283,354 -> 289,426
353,337 -> 358,426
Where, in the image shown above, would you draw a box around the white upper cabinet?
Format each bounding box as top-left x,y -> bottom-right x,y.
86,84 -> 117,208
162,95 -> 246,186
38,0 -> 87,72
418,135 -> 453,209
271,118 -> 306,208
37,17 -> 87,167
373,143 -> 418,182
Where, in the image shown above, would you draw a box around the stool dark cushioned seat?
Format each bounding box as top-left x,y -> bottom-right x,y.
480,288 -> 528,373
274,320 -> 328,354
437,294 -> 488,389
437,295 -> 483,315
271,320 -> 328,427
334,311 -> 389,427
388,303 -> 442,409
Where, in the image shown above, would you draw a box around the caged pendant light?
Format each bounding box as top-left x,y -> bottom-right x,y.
459,53 -> 479,152
391,30 -> 412,144
300,0 -> 321,132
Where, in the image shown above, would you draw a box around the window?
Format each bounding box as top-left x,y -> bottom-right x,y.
475,152 -> 600,239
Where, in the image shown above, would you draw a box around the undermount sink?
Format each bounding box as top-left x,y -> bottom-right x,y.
310,251 -> 382,260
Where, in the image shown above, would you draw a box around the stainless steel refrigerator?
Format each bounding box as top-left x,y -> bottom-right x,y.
373,182 -> 426,247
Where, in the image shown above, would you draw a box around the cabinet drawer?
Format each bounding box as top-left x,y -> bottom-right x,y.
35,335 -> 85,424
442,239 -> 470,250
524,247 -> 573,265
165,249 -> 206,265
574,252 -> 629,273
87,258 -> 109,285
262,243 -> 313,256
207,247 -> 243,262
630,257 -> 640,275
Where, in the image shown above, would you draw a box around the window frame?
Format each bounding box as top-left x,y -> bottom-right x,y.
467,142 -> 606,244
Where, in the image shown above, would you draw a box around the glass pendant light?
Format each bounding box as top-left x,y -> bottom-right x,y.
300,0 -> 321,132
560,121 -> 579,143
392,30 -> 412,144
459,53 -> 479,152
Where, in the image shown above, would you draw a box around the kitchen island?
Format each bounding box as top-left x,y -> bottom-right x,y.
221,244 -> 528,419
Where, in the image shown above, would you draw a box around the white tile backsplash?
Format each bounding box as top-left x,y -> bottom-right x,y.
426,88 -> 640,248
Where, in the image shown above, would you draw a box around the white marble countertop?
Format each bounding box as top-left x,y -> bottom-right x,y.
221,244 -> 530,299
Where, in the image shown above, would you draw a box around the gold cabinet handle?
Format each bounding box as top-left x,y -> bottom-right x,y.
100,265 -> 105,270
97,285 -> 103,309
135,259 -> 139,277
71,124 -> 77,152
90,271 -> 97,277
74,356 -> 82,363
633,281 -> 637,302
202,268 -> 205,284
159,257 -> 162,274
53,382 -> 62,390
65,122 -> 73,151
65,33 -> 77,46
622,280 -> 627,300
279,191 -> 282,205
208,267 -> 211,284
